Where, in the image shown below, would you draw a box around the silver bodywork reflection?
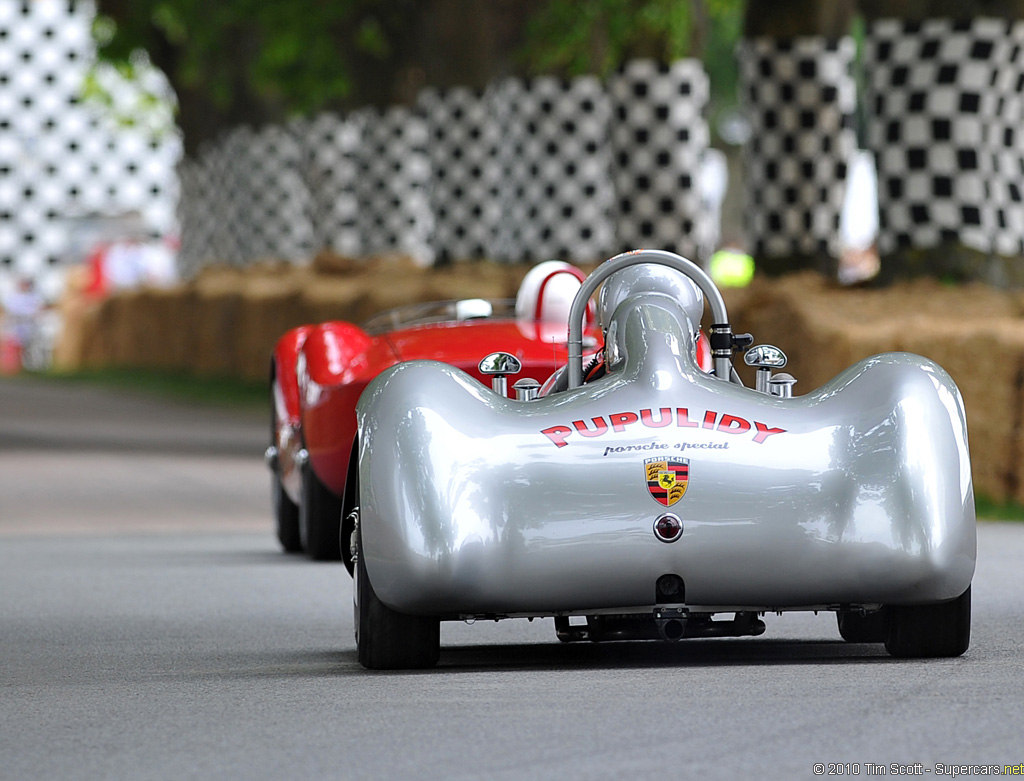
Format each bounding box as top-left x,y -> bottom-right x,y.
356,290 -> 975,619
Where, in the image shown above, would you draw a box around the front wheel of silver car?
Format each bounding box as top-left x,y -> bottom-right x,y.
354,526 -> 440,670
884,586 -> 971,658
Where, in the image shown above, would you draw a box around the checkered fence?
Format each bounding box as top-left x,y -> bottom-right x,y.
416,86 -> 503,263
353,106 -> 435,265
177,125 -> 316,275
608,59 -> 713,262
482,76 -> 618,264
738,36 -> 858,260
0,0 -> 180,296
864,17 -> 1024,256
177,62 -> 715,272
298,113 -> 363,259
9,3 -> 1024,292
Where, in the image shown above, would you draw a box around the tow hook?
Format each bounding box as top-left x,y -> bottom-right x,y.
654,606 -> 688,641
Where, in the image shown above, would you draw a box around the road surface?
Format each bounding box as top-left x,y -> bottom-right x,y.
1,376 -> 1021,780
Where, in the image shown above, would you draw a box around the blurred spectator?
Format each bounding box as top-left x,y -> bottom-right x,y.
83,235 -> 179,298
838,150 -> 880,285
78,212 -> 178,299
1,277 -> 43,373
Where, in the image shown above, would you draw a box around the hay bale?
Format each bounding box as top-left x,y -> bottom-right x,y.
53,300 -> 102,371
191,276 -> 244,377
108,286 -> 193,371
57,257 -> 1024,506
732,273 -> 1024,503
298,274 -> 367,325
427,262 -> 524,301
310,250 -> 364,275
235,274 -> 308,381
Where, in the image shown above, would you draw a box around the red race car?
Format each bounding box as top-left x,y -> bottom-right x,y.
267,259 -> 713,561
267,262 -> 598,560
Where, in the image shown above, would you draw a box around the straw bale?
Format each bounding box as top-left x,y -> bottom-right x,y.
52,299 -> 102,370
427,263 -> 524,302
731,273 -> 1024,503
190,280 -> 244,376
310,251 -> 365,276
298,275 -> 367,325
64,260 -> 1024,504
234,275 -> 308,381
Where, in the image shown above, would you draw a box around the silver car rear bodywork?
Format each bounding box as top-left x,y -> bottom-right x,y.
353,250 -> 975,666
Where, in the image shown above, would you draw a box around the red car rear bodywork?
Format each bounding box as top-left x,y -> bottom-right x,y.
269,296 -> 710,561
274,313 -> 601,499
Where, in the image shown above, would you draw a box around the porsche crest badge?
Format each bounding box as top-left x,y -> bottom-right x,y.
645,457 -> 689,506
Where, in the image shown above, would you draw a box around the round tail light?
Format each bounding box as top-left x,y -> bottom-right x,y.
654,513 -> 683,543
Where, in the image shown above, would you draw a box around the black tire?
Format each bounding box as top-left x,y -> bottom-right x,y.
300,461 -> 342,561
273,472 -> 302,553
269,384 -> 301,554
884,586 -> 971,658
837,609 -> 886,643
354,526 -> 440,670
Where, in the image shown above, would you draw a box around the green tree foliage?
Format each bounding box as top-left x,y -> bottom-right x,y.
95,0 -> 416,112
93,0 -> 423,153
94,0 -> 747,153
522,0 -> 743,76
521,0 -> 745,125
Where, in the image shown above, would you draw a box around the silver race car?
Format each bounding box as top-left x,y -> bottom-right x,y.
349,249 -> 976,669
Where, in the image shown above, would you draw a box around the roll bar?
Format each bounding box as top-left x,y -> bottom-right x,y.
566,249 -> 733,389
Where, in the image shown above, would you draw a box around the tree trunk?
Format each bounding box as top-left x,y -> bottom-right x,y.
744,0 -> 854,39
859,0 -> 1024,22
416,0 -> 538,90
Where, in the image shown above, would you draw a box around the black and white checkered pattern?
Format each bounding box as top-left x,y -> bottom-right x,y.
523,76 -> 615,263
487,78 -> 533,263
178,60 -> 714,272
298,112 -> 364,258
176,156 -> 218,278
608,59 -> 711,262
865,17 -> 1024,256
486,76 -> 616,264
739,36 -> 857,258
241,123 -> 315,261
418,86 -> 502,262
988,22 -> 1024,256
0,0 -> 179,297
179,124 -> 317,269
354,106 -> 434,265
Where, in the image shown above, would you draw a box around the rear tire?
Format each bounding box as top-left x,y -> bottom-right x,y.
837,609 -> 886,643
273,473 -> 302,553
354,526 -> 440,670
300,461 -> 342,561
884,586 -> 971,658
270,390 -> 301,554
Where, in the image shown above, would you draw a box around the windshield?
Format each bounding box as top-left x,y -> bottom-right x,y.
362,299 -> 517,335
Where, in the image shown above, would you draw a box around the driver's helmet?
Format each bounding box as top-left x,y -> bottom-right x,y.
515,260 -> 587,324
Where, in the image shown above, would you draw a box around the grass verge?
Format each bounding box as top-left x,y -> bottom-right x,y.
974,493 -> 1024,522
24,367 -> 267,411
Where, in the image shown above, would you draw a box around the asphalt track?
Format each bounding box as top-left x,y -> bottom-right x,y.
1,376 -> 1022,780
